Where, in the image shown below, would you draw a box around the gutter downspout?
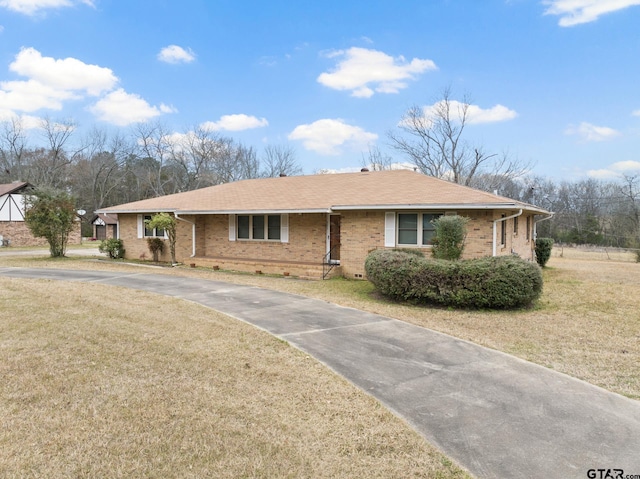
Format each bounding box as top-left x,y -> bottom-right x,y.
493,209 -> 523,257
174,212 -> 196,258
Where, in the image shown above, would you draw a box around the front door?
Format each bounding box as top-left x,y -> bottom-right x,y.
329,215 -> 341,263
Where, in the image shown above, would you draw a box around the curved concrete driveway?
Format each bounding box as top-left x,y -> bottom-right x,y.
2,266 -> 639,479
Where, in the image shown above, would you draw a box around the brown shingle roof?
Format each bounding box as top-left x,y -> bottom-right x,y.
91,213 -> 118,225
98,170 -> 548,214
0,182 -> 31,196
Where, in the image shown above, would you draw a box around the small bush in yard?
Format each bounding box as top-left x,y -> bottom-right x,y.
365,249 -> 543,309
431,215 -> 469,260
147,237 -> 165,262
99,238 -> 125,259
535,238 -> 554,267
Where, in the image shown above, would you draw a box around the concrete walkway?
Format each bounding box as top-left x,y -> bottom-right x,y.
1,266 -> 639,479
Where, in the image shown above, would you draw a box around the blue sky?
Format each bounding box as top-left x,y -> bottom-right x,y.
1,0 -> 639,180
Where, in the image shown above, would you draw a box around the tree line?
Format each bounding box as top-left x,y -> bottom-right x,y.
2,105 -> 639,249
0,117 -> 302,216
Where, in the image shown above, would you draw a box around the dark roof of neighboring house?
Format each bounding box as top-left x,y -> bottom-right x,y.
97,170 -> 550,215
0,181 -> 32,196
91,213 -> 118,225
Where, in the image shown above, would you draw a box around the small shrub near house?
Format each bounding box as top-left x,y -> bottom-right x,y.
365,249 -> 543,309
147,237 -> 165,262
534,238 -> 554,268
99,238 -> 125,259
431,215 -> 469,261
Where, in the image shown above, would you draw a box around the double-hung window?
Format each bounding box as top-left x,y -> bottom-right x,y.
397,212 -> 442,246
237,214 -> 281,240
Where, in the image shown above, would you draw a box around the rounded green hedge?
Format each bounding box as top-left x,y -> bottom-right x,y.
365,249 -> 543,309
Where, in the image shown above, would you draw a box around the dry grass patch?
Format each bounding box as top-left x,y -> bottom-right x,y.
0,277 -> 468,479
3,248 -> 639,400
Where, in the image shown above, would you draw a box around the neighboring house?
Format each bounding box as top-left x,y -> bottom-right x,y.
96,170 -> 552,279
91,213 -> 118,240
0,181 -> 41,247
0,181 -> 82,247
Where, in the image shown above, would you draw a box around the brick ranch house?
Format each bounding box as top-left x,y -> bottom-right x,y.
0,181 -> 82,248
96,170 -> 552,279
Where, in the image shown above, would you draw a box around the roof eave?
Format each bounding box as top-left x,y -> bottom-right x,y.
330,203 -> 550,214
96,208 -> 333,215
181,208 -> 332,215
95,208 -> 176,215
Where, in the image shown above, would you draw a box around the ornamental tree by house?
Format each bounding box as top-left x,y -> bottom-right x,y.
145,213 -> 177,264
24,189 -> 77,258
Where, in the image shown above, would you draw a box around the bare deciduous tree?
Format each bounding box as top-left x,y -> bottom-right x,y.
133,122 -> 175,196
261,144 -> 302,177
71,127 -> 133,211
0,117 -> 28,182
28,117 -> 79,189
388,87 -> 529,188
360,145 -> 395,171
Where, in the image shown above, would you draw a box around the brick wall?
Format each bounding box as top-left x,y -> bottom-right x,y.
339,211 -> 385,278
337,210 -> 536,279
117,210 -> 536,278
118,213 -> 328,265
0,220 -> 81,247
196,213 -> 326,263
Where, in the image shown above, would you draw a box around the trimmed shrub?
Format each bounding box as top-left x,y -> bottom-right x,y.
147,237 -> 165,262
365,249 -> 543,309
431,215 -> 469,260
99,238 -> 125,259
534,237 -> 554,267
392,248 -> 425,257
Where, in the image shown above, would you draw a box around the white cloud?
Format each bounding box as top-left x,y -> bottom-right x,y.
543,0 -> 640,27
0,47 -> 173,126
633,109 -> 640,116
587,160 -> 640,179
89,89 -> 172,126
317,47 -> 437,98
0,0 -> 94,15
10,47 -> 117,96
465,103 -> 518,124
288,118 -> 378,155
610,160 -> 640,171
408,100 -> 518,127
157,45 -> 196,64
0,109 -> 42,129
586,168 -> 621,179
0,78 -> 77,111
201,114 -> 268,132
565,122 -> 621,141
0,48 -> 112,112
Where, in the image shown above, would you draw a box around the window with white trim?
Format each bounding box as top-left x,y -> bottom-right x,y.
144,215 -> 165,238
237,214 -> 282,240
397,212 -> 443,246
